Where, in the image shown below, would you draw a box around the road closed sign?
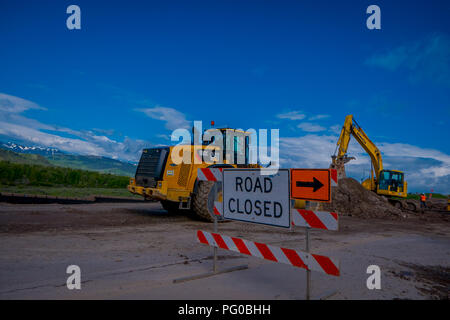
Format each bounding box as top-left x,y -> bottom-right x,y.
222,169 -> 290,228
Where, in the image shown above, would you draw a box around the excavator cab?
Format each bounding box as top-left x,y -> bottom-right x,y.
376,170 -> 406,197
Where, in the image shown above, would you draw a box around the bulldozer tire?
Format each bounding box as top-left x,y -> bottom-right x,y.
192,181 -> 216,222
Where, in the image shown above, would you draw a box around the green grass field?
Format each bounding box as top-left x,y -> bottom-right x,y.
0,185 -> 141,199
407,193 -> 448,200
0,150 -> 142,199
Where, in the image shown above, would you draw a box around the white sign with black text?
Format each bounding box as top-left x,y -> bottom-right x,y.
222,169 -> 290,228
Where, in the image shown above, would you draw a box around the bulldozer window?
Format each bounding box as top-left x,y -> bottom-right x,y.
234,135 -> 247,164
203,136 -> 215,145
222,130 -> 249,165
245,135 -> 249,164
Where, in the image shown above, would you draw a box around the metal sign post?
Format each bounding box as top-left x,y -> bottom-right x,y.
290,169 -> 340,300
305,226 -> 311,300
213,214 -> 218,273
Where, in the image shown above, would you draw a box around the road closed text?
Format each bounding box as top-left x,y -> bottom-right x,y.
223,169 -> 290,228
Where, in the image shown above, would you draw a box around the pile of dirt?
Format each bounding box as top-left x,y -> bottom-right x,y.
405,198 -> 448,212
321,178 -> 405,219
428,198 -> 448,211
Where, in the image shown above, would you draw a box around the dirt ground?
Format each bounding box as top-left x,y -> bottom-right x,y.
0,202 -> 449,300
322,178 -> 449,220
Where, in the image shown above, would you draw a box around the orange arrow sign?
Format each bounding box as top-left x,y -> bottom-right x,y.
291,169 -> 331,202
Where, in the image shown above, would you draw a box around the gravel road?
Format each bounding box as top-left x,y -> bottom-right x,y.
0,202 -> 448,299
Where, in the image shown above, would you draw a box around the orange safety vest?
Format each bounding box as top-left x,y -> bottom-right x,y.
420,195 -> 426,202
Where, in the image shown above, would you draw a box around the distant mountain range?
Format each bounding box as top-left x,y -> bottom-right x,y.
1,142 -> 62,157
0,141 -> 137,177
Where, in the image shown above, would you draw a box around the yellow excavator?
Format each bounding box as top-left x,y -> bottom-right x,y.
331,115 -> 416,211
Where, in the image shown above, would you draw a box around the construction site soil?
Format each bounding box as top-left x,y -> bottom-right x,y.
0,200 -> 448,299
0,181 -> 448,234
321,178 -> 449,222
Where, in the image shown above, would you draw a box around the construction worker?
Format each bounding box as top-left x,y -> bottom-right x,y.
420,193 -> 427,211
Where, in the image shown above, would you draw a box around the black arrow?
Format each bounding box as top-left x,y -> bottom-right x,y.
296,177 -> 324,192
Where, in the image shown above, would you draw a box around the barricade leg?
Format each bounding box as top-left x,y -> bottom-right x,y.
173,179 -> 248,284
305,227 -> 311,300
213,215 -> 218,273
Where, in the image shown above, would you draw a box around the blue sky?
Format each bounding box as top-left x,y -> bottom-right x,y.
0,0 -> 449,192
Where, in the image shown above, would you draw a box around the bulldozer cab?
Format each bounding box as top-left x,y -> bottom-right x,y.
203,128 -> 251,166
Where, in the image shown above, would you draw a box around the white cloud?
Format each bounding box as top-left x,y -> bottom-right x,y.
136,106 -> 190,130
377,142 -> 450,168
297,122 -> 326,132
276,110 -> 306,120
329,124 -> 342,134
280,134 -> 337,168
280,133 -> 450,194
0,93 -> 46,113
92,128 -> 115,136
366,33 -> 450,86
156,134 -> 170,140
420,166 -> 450,178
308,114 -> 330,121
0,93 -> 151,162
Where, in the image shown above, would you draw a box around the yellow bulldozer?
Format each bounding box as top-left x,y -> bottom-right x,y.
128,126 -> 259,221
331,114 -> 417,211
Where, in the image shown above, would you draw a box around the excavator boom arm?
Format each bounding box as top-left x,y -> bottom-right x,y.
334,115 -> 383,180
336,115 -> 353,158
350,124 -> 383,175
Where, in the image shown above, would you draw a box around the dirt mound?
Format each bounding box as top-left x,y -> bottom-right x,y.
321,178 -> 405,219
428,198 -> 448,211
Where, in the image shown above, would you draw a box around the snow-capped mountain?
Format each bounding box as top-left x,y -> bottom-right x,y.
0,141 -> 136,176
1,141 -> 63,156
